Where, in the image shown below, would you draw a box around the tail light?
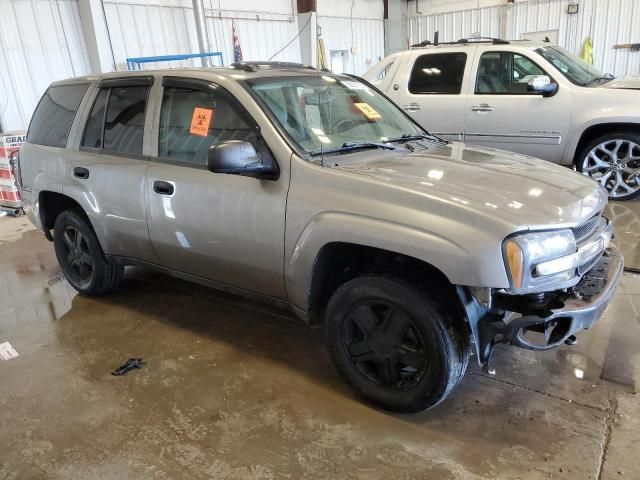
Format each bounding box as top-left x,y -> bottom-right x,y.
9,150 -> 22,192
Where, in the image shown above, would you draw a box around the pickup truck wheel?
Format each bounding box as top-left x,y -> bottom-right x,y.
577,133 -> 640,201
325,276 -> 469,413
53,209 -> 123,296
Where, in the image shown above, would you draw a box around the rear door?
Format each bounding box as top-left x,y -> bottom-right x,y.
389,48 -> 476,142
66,76 -> 157,263
144,76 -> 288,298
464,47 -> 571,162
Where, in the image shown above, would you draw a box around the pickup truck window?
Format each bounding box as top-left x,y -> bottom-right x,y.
408,53 -> 467,95
158,86 -> 256,166
475,52 -> 546,94
27,83 -> 89,148
248,75 -> 423,156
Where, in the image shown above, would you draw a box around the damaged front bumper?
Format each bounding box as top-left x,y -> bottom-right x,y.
459,246 -> 624,366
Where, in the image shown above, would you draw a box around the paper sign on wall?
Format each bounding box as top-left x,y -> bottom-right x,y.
190,107 -> 214,136
353,102 -> 381,120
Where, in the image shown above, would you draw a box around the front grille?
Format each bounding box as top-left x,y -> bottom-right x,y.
572,214 -> 601,244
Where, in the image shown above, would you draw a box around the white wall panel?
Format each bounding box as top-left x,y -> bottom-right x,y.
318,16 -> 385,75
509,0 -> 640,77
103,0 -> 299,69
0,0 -> 90,131
409,5 -> 505,45
317,1 -> 385,75
103,0 -> 200,69
205,11 -> 300,64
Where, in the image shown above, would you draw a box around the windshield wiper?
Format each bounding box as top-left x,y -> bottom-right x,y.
583,75 -> 615,87
316,141 -> 397,155
389,133 -> 448,146
341,141 -> 396,151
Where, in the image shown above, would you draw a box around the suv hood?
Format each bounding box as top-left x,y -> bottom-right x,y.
601,76 -> 640,90
331,142 -> 607,230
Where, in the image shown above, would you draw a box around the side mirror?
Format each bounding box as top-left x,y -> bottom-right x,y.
206,141 -> 277,179
527,75 -> 558,97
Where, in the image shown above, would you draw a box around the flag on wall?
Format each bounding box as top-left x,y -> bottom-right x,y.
232,20 -> 243,63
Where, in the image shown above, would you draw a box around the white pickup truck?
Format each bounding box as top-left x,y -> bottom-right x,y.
364,39 -> 640,201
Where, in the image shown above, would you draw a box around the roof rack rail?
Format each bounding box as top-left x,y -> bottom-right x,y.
230,61 -> 316,72
410,37 -> 510,48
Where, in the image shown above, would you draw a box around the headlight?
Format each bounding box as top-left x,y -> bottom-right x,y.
503,230 -> 576,293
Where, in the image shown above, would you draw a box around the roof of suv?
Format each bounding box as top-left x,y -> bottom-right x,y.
52,62 -> 339,87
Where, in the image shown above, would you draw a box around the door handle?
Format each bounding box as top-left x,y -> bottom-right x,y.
471,104 -> 495,112
73,167 -> 90,179
402,103 -> 423,112
153,180 -> 174,196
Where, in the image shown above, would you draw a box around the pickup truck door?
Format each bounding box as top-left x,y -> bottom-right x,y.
464,47 -> 571,163
387,47 -> 477,142
144,76 -> 288,299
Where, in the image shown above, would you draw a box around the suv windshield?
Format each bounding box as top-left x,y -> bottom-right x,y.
535,46 -> 611,86
247,75 -> 424,155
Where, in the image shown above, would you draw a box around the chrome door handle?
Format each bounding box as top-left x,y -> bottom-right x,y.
402,103 -> 423,112
471,104 -> 495,112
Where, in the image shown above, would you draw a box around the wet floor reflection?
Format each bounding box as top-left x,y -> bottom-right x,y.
605,199 -> 640,269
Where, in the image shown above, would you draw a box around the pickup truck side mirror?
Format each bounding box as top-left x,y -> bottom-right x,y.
527,75 -> 558,97
206,141 -> 278,180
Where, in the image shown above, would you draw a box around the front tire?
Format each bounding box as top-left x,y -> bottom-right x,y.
577,132 -> 640,201
53,209 -> 123,296
325,276 -> 469,413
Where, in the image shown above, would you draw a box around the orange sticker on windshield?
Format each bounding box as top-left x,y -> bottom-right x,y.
190,107 -> 213,136
354,102 -> 381,120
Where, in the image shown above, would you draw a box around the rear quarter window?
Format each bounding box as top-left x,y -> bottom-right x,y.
27,83 -> 89,148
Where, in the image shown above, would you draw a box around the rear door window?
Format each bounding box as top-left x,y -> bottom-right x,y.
81,83 -> 151,154
408,53 -> 467,94
103,86 -> 149,155
81,89 -> 109,149
27,83 -> 89,148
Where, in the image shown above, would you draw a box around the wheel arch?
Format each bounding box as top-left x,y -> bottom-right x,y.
38,191 -> 96,242
305,241 -> 467,333
571,122 -> 640,167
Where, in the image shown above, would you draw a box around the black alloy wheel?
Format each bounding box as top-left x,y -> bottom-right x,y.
53,208 -> 123,296
60,226 -> 94,284
325,275 -> 470,413
342,300 -> 428,391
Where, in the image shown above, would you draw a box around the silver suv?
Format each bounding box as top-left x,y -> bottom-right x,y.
19,63 -> 623,412
364,39 -> 640,200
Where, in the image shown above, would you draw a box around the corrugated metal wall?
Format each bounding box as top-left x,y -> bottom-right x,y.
0,0 -> 90,132
409,5 -> 506,45
509,0 -> 640,77
318,16 -> 384,75
102,0 -> 300,70
410,0 -> 640,77
205,10 -> 300,65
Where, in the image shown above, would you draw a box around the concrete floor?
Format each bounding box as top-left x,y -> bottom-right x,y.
0,200 -> 639,480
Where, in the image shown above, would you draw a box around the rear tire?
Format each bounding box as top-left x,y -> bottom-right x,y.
53,209 -> 123,296
325,275 -> 470,413
577,132 -> 640,201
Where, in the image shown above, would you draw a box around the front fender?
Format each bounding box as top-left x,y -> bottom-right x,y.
285,212 -> 508,312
